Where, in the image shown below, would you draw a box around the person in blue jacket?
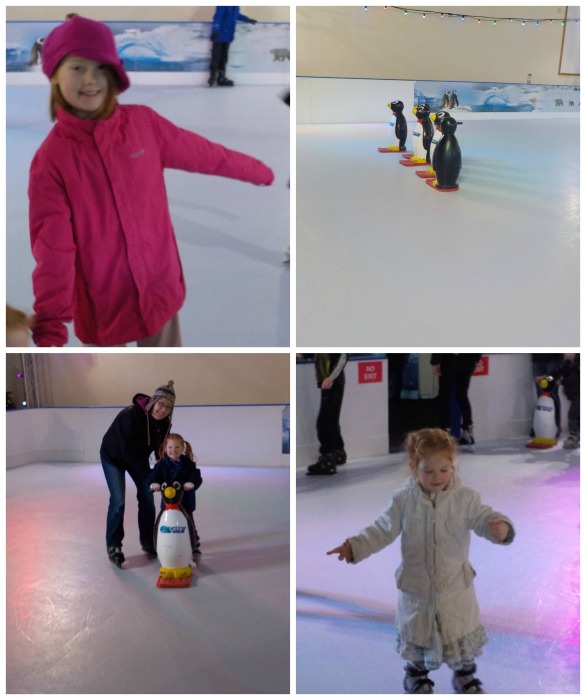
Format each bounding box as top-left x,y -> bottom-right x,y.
209,6 -> 257,87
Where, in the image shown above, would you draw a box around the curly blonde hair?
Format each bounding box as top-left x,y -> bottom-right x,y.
405,428 -> 457,476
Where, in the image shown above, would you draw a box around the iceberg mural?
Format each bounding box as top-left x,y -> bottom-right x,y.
415,81 -> 579,113
7,20 -> 290,74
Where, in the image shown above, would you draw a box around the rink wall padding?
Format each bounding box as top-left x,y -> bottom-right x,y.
297,353 -> 561,467
297,77 -> 579,124
6,404 -> 289,469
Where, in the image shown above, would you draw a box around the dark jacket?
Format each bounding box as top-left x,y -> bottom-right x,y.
315,354 -> 347,388
211,6 -> 252,43
554,355 -> 580,400
100,393 -> 171,477
149,454 -> 202,512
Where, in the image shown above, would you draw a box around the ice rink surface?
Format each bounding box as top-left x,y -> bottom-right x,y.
297,119 -> 579,346
7,84 -> 290,347
7,463 -> 290,693
297,440 -> 580,694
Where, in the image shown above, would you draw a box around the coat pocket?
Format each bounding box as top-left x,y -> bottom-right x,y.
395,562 -> 425,595
463,561 -> 477,587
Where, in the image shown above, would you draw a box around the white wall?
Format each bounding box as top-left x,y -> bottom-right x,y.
297,6 -> 579,85
297,77 -> 577,124
6,404 -> 289,469
296,353 -> 570,467
297,357 -> 388,466
297,77 -> 415,125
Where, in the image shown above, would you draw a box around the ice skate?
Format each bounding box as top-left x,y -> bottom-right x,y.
459,426 -> 475,452
108,546 -> 125,568
306,454 -> 337,476
563,433 -> 580,449
217,72 -> 234,86
452,664 -> 486,693
403,663 -> 434,693
192,542 -> 202,565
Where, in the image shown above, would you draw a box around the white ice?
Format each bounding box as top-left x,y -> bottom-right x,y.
297,120 -> 579,346
7,84 -> 290,347
7,463 -> 290,693
297,440 -> 579,694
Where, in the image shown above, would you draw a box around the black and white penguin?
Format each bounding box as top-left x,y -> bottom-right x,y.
448,89 -> 459,109
426,116 -> 462,192
378,100 -> 409,152
416,110 -> 450,179
28,36 -> 44,66
440,90 -> 450,109
401,103 -> 434,166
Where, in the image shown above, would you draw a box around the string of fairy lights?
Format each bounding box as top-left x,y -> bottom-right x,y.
360,6 -> 578,26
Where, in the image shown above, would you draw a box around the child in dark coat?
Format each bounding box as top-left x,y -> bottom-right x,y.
150,433 -> 203,561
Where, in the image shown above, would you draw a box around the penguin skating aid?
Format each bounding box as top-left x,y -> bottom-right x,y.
378,100 -> 408,153
153,482 -> 196,588
526,377 -> 558,449
400,104 -> 433,166
426,116 -> 462,192
416,110 -> 450,179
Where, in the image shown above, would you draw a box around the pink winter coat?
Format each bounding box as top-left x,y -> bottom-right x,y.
28,104 -> 274,346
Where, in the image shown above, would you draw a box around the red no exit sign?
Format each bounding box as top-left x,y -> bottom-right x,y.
473,356 -> 489,376
358,360 -> 383,383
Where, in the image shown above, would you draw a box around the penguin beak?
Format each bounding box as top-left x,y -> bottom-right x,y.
412,107 -> 417,115
387,102 -> 392,108
431,114 -> 437,122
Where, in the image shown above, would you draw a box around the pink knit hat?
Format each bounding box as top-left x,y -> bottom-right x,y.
42,15 -> 130,92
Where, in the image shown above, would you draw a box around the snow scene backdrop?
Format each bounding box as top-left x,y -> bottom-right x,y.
7,20 -> 290,80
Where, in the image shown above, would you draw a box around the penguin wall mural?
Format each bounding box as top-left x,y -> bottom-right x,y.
378,100 -> 408,153
426,116 -> 462,192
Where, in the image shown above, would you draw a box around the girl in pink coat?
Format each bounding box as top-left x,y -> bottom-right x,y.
29,15 -> 274,347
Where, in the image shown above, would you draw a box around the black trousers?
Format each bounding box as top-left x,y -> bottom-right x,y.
436,357 -> 478,431
317,383 -> 345,456
568,396 -> 580,435
210,42 -> 230,73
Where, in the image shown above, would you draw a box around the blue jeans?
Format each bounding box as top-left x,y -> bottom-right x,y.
102,459 -> 155,550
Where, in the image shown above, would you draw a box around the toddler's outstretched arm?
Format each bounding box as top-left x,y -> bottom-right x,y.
327,539 -> 354,563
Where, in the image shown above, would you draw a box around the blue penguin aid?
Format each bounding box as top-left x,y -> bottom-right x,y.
426,116 -> 462,192
400,104 -> 434,166
378,100 -> 409,153
416,110 -> 450,179
526,377 -> 558,449
154,483 -> 194,587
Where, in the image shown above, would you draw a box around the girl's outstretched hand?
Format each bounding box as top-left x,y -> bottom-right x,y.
487,519 -> 509,542
327,541 -> 353,563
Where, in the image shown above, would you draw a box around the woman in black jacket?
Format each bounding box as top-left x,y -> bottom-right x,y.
100,380 -> 175,566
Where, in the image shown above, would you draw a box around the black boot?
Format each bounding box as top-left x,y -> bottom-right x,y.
108,546 -> 125,568
306,454 -> 337,476
452,664 -> 485,694
208,71 -> 217,87
403,663 -> 434,694
217,72 -> 234,86
335,448 -> 347,465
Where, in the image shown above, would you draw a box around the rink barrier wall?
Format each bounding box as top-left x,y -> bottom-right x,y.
7,72 -> 288,87
297,76 -> 579,124
6,404 -> 290,469
296,354 -> 568,468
